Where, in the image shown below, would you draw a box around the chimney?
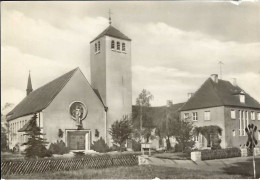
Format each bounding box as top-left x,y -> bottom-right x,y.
166,100 -> 173,107
187,93 -> 194,99
232,78 -> 237,86
210,74 -> 218,83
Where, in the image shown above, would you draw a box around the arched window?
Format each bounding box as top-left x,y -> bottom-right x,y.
98,41 -> 100,52
111,40 -> 115,49
95,43 -> 97,53
122,43 -> 126,52
117,41 -> 120,51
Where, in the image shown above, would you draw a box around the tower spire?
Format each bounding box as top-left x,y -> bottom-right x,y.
26,70 -> 33,96
108,9 -> 112,25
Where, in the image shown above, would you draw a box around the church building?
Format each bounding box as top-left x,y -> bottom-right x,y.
7,22 -> 132,151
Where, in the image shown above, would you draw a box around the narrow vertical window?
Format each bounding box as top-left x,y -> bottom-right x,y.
111,40 -> 115,49
95,43 -> 97,53
204,111 -> 210,120
98,41 -> 100,52
246,111 -> 249,128
232,130 -> 236,137
243,111 -> 246,136
239,110 -> 242,136
231,109 -> 236,119
258,112 -> 260,120
122,43 -> 126,52
251,111 -> 255,120
117,41 -> 120,51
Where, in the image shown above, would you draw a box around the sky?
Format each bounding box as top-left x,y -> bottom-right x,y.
1,1 -> 260,108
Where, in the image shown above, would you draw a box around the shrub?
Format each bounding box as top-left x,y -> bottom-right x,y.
200,147 -> 241,160
109,144 -> 127,152
132,140 -> 141,151
91,137 -> 109,153
174,143 -> 183,152
49,140 -> 70,155
73,151 -> 85,157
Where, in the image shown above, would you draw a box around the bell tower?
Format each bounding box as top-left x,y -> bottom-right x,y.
90,19 -> 132,145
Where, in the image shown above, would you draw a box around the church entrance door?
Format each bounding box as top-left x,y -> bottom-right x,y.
67,130 -> 90,150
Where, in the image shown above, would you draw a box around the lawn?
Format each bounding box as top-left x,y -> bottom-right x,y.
153,152 -> 190,160
2,165 -> 246,179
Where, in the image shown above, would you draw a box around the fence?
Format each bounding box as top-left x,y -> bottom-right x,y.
1,154 -> 138,176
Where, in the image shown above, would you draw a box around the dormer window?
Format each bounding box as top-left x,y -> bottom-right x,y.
122,43 -> 126,52
240,94 -> 245,103
111,40 -> 115,49
117,41 -> 120,51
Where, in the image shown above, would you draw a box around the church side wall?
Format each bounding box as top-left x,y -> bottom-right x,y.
43,70 -> 106,146
8,113 -> 43,150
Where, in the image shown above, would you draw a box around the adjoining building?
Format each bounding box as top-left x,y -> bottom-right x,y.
7,23 -> 132,151
180,74 -> 260,149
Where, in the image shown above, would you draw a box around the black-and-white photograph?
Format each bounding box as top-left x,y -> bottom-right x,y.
1,1 -> 260,179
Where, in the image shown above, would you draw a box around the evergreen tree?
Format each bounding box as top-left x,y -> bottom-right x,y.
22,114 -> 51,158
1,122 -> 8,151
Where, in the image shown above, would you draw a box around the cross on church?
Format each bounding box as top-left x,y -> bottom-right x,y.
109,9 -> 112,25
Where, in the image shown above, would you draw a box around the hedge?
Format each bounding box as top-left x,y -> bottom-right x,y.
200,147 -> 241,160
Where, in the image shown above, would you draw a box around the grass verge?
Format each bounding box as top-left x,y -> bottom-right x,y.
3,165 -> 245,179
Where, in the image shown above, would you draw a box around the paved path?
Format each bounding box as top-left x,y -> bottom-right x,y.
143,155 -> 260,172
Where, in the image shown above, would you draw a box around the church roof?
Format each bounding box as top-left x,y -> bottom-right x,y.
180,78 -> 260,111
7,68 -> 78,121
90,25 -> 131,43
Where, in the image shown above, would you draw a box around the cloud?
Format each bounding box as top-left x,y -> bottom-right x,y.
132,66 -> 207,105
1,4 -> 260,107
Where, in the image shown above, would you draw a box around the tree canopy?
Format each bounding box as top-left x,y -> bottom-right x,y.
109,115 -> 132,151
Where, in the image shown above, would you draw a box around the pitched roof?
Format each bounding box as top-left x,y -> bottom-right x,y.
7,68 -> 78,121
181,78 -> 260,111
90,25 -> 131,43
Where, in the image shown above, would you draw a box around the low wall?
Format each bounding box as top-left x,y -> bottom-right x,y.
191,147 -> 260,161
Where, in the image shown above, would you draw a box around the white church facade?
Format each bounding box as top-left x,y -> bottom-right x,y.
7,24 -> 132,151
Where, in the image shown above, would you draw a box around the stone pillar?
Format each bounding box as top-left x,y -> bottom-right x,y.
138,155 -> 149,165
241,148 -> 248,157
191,151 -> 201,161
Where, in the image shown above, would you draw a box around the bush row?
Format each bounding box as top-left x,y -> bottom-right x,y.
200,147 -> 241,160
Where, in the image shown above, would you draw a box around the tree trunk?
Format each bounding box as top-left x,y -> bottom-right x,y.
166,136 -> 171,150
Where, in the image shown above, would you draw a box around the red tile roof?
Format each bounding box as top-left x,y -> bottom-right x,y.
7,68 -> 79,121
181,78 -> 260,111
90,25 -> 131,43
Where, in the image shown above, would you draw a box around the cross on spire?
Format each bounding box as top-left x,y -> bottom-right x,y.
108,9 -> 112,25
